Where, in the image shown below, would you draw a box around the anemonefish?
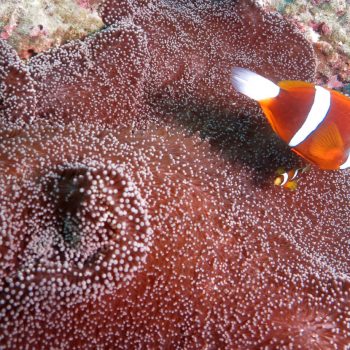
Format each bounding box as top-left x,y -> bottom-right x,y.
231,67 -> 350,170
274,165 -> 310,191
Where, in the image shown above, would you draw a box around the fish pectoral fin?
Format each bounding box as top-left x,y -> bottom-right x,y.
274,176 -> 283,186
285,180 -> 298,191
309,123 -> 344,159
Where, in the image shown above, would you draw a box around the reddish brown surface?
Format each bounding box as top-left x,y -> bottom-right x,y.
28,22 -> 148,125
0,41 -> 36,123
0,0 -> 349,349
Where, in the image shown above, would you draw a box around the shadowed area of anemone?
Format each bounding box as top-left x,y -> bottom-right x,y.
0,0 -> 349,349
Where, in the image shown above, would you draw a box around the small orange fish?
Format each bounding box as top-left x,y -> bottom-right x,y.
231,67 -> 350,170
274,166 -> 310,191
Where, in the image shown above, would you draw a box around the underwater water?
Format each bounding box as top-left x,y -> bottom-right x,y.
0,0 -> 349,349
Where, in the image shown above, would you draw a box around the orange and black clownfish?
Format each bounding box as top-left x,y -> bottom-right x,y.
274,166 -> 310,191
231,67 -> 350,170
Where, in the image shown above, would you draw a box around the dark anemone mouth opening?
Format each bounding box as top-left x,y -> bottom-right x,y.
50,165 -> 90,248
4,160 -> 154,292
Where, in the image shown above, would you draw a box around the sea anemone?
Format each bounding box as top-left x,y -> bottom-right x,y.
0,0 -> 349,348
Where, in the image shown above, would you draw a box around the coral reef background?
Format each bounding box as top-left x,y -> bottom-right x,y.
0,0 -> 103,59
260,0 -> 350,89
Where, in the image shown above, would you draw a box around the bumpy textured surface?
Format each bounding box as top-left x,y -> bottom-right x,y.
29,22 -> 149,124
0,40 -> 36,123
0,120 -> 349,349
0,0 -> 349,349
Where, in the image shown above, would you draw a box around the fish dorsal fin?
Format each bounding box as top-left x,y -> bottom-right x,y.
309,122 -> 344,159
278,80 -> 315,90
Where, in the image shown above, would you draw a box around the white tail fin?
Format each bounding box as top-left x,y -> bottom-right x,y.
231,67 -> 280,101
